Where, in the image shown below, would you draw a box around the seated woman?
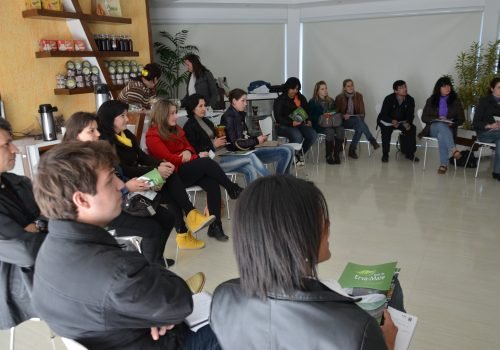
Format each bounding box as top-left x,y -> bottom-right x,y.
222,88 -> 293,174
473,77 -> 500,180
273,77 -> 318,166
335,79 -> 379,158
210,175 -> 399,350
146,98 -> 244,242
421,76 -> 465,174
0,118 -> 46,330
97,100 -> 214,250
309,81 -> 344,164
63,112 -> 176,267
117,62 -> 161,109
183,93 -> 267,185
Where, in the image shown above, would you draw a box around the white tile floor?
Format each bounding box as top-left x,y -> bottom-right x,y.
2,145 -> 500,349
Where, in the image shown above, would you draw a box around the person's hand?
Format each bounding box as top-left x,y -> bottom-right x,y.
392,120 -> 399,128
126,178 -> 150,192
24,223 -> 38,233
292,121 -> 302,127
213,136 -> 227,148
150,325 -> 175,341
157,162 -> 174,178
198,151 -> 210,158
257,135 -> 268,144
305,120 -> 312,127
380,309 -> 398,350
179,150 -> 192,163
343,114 -> 350,120
405,123 -> 411,131
487,122 -> 500,129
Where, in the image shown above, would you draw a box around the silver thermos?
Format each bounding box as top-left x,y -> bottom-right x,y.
38,104 -> 58,141
94,83 -> 111,111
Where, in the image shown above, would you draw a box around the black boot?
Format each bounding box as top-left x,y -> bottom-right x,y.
325,141 -> 335,164
369,137 -> 380,150
333,138 -> 343,164
227,184 -> 244,199
348,146 -> 358,159
207,221 -> 229,242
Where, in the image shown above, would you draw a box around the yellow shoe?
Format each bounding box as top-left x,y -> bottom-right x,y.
176,232 -> 205,250
186,209 -> 215,234
185,272 -> 206,294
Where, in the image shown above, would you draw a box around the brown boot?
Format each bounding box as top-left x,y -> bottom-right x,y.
348,146 -> 358,159
333,138 -> 343,164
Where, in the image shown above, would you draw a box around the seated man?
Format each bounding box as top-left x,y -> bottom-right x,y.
0,118 -> 47,330
32,141 -> 220,350
377,80 -> 419,163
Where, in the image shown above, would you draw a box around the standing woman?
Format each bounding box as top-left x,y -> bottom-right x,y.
222,88 -> 293,174
335,79 -> 379,158
97,100 -> 214,251
183,93 -> 266,184
146,99 -> 244,242
309,81 -> 344,164
421,76 -> 465,174
273,77 -> 318,165
117,62 -> 161,109
473,77 -> 500,180
182,54 -> 219,108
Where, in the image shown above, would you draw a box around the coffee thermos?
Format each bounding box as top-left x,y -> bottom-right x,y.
94,83 -> 111,111
38,104 -> 58,141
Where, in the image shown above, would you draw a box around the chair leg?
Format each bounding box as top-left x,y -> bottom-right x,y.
423,141 -> 428,170
316,139 -> 320,164
475,146 -> 484,178
10,327 -> 15,350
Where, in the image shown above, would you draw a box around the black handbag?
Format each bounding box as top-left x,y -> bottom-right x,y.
122,192 -> 160,217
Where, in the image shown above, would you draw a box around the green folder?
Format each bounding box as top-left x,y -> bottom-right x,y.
140,168 -> 165,187
338,262 -> 397,291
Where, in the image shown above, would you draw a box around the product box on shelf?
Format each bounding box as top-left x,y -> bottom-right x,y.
74,40 -> 87,51
25,0 -> 42,9
41,0 -> 63,11
57,40 -> 74,51
39,39 -> 58,52
93,0 -> 122,17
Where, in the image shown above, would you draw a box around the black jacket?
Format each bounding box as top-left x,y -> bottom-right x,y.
378,93 -> 415,125
221,106 -> 259,151
183,116 -> 217,153
211,278 -> 387,350
0,173 -> 46,329
473,95 -> 500,133
273,93 -> 309,127
420,96 -> 465,138
33,220 -> 193,350
183,70 -> 219,108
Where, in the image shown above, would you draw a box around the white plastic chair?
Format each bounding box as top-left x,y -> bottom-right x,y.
61,337 -> 89,350
374,103 -> 402,157
9,318 -> 56,350
466,141 -> 496,177
344,128 -> 372,157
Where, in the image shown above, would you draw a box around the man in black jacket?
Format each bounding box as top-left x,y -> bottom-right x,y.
32,141 -> 220,350
0,118 -> 46,330
377,80 -> 420,163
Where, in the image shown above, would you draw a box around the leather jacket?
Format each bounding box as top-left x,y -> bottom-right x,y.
210,278 -> 387,350
221,106 -> 259,151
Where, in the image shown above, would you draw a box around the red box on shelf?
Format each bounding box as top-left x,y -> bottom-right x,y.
57,40 -> 74,51
74,40 -> 87,51
39,39 -> 58,52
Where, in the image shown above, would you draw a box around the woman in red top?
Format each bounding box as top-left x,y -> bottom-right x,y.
146,98 -> 243,241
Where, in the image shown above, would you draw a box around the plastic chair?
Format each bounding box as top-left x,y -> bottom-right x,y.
344,128 -> 372,157
61,337 -> 89,350
466,141 -> 496,177
375,103 -> 402,158
9,318 -> 56,350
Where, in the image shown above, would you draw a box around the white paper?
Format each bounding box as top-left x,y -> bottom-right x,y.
387,306 -> 418,350
185,291 -> 212,332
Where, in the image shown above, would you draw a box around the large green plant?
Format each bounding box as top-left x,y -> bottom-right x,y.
455,40 -> 500,125
154,30 -> 199,98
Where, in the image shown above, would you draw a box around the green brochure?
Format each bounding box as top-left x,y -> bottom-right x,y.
139,168 -> 165,187
338,262 -> 398,291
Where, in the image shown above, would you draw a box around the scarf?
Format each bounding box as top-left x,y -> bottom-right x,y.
195,117 -> 215,139
345,92 -> 354,115
294,95 -> 301,108
438,96 -> 448,118
115,131 -> 132,147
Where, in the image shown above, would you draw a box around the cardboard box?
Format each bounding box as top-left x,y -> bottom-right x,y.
57,40 -> 74,51
25,0 -> 42,9
42,0 -> 63,11
74,40 -> 87,51
93,0 -> 122,17
39,39 -> 58,52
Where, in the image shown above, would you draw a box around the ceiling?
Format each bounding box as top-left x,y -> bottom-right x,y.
149,0 -> 393,8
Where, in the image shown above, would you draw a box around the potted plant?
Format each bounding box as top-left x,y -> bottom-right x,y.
154,30 -> 199,99
455,40 -> 500,128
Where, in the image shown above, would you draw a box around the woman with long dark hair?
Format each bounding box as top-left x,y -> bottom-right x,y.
97,100 -> 214,251
117,62 -> 161,109
421,76 -> 464,174
146,98 -> 244,242
182,54 -> 219,108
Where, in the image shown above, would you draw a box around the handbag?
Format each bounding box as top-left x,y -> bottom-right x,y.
318,112 -> 343,128
288,107 -> 309,122
122,191 -> 160,217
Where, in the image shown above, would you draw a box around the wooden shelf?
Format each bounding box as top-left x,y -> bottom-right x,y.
36,51 -> 139,58
54,84 -> 125,95
22,9 -> 131,24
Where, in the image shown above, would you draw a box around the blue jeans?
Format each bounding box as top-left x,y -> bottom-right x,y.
276,124 -> 318,154
184,325 -> 221,350
429,122 -> 456,166
218,153 -> 269,185
254,146 -> 293,174
477,130 -> 500,173
343,116 -> 374,149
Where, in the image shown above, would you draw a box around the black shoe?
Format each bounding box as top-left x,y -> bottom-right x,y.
381,154 -> 389,163
227,185 -> 244,200
348,147 -> 358,159
492,172 -> 500,180
166,258 -> 175,267
207,222 -> 229,242
326,155 -> 335,164
406,154 -> 420,162
369,138 -> 380,150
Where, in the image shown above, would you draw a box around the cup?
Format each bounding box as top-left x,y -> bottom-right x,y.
215,125 -> 226,138
252,106 -> 258,116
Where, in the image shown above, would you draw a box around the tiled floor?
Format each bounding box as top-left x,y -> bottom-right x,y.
2,145 -> 500,349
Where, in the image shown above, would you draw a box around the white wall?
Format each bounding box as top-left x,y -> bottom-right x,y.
302,11 -> 483,130
151,23 -> 286,97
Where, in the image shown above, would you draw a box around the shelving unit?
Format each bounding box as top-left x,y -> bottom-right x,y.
23,0 -> 137,98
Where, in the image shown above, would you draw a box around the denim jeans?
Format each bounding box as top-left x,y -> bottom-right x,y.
184,325 -> 221,350
218,153 -> 269,185
429,122 -> 456,166
254,146 -> 293,174
276,124 -> 318,153
343,116 -> 374,149
477,129 -> 500,173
